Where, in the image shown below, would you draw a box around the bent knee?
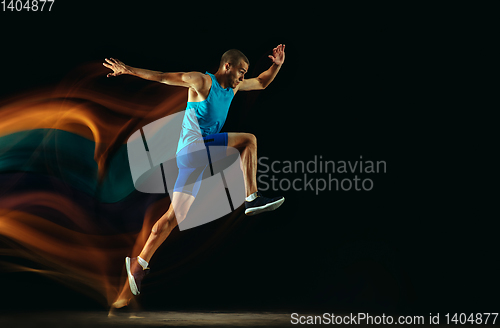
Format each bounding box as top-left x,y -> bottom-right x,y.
243,133 -> 257,148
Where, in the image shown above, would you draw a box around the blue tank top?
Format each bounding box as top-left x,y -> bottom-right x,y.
176,72 -> 234,153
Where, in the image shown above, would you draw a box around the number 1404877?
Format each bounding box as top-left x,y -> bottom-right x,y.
1,0 -> 54,11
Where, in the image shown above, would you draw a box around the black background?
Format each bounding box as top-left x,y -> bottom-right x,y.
0,1 -> 497,317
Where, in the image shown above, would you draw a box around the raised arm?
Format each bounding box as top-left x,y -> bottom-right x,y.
238,44 -> 285,91
103,58 -> 204,89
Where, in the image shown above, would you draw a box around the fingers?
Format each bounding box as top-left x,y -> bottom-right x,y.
104,57 -> 123,67
271,48 -> 278,59
103,58 -> 119,77
269,44 -> 285,65
272,44 -> 285,55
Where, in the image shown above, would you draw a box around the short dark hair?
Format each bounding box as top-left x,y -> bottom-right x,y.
220,49 -> 249,68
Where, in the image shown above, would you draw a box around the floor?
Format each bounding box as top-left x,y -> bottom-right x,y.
1,310 -> 292,328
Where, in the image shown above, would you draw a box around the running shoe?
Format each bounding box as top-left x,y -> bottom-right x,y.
244,192 -> 285,216
125,257 -> 149,296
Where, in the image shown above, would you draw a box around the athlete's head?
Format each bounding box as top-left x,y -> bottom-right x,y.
219,49 -> 249,89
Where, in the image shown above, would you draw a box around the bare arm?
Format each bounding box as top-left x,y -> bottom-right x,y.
103,58 -> 204,89
238,44 -> 285,91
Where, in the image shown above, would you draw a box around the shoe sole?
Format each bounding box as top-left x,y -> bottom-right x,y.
245,197 -> 285,216
125,257 -> 139,296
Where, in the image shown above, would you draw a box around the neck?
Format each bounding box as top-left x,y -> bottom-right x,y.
213,70 -> 229,89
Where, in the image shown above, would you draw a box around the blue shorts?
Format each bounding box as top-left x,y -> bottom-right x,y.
174,133 -> 228,198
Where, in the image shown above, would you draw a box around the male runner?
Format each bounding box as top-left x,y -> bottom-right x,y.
103,44 -> 285,306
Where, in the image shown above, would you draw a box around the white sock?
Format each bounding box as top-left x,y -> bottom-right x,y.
245,192 -> 258,202
137,256 -> 148,269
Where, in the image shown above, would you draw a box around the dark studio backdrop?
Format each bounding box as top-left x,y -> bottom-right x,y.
0,1 -> 497,317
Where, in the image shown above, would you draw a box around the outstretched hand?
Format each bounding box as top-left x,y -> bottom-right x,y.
103,58 -> 131,77
268,44 -> 285,66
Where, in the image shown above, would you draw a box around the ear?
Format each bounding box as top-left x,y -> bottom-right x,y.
224,62 -> 231,72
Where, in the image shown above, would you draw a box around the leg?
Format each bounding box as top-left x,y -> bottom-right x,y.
137,140 -> 207,262
112,191 -> 194,308
227,133 -> 258,197
227,132 -> 285,216
138,191 -> 194,262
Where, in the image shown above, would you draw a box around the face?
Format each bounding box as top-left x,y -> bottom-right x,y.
225,60 -> 248,88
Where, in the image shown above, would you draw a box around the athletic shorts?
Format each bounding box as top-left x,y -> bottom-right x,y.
173,133 -> 228,198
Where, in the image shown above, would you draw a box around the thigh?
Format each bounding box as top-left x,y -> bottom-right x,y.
203,132 -> 228,163
173,165 -> 206,197
176,133 -> 228,168
227,132 -> 255,153
171,191 -> 195,224
176,140 -> 208,169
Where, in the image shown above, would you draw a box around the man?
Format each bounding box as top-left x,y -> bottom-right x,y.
103,44 -> 285,307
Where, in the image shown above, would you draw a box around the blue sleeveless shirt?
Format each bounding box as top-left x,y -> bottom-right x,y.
176,72 -> 234,154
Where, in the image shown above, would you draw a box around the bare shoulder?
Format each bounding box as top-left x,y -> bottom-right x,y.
182,71 -> 209,88
186,72 -> 211,102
